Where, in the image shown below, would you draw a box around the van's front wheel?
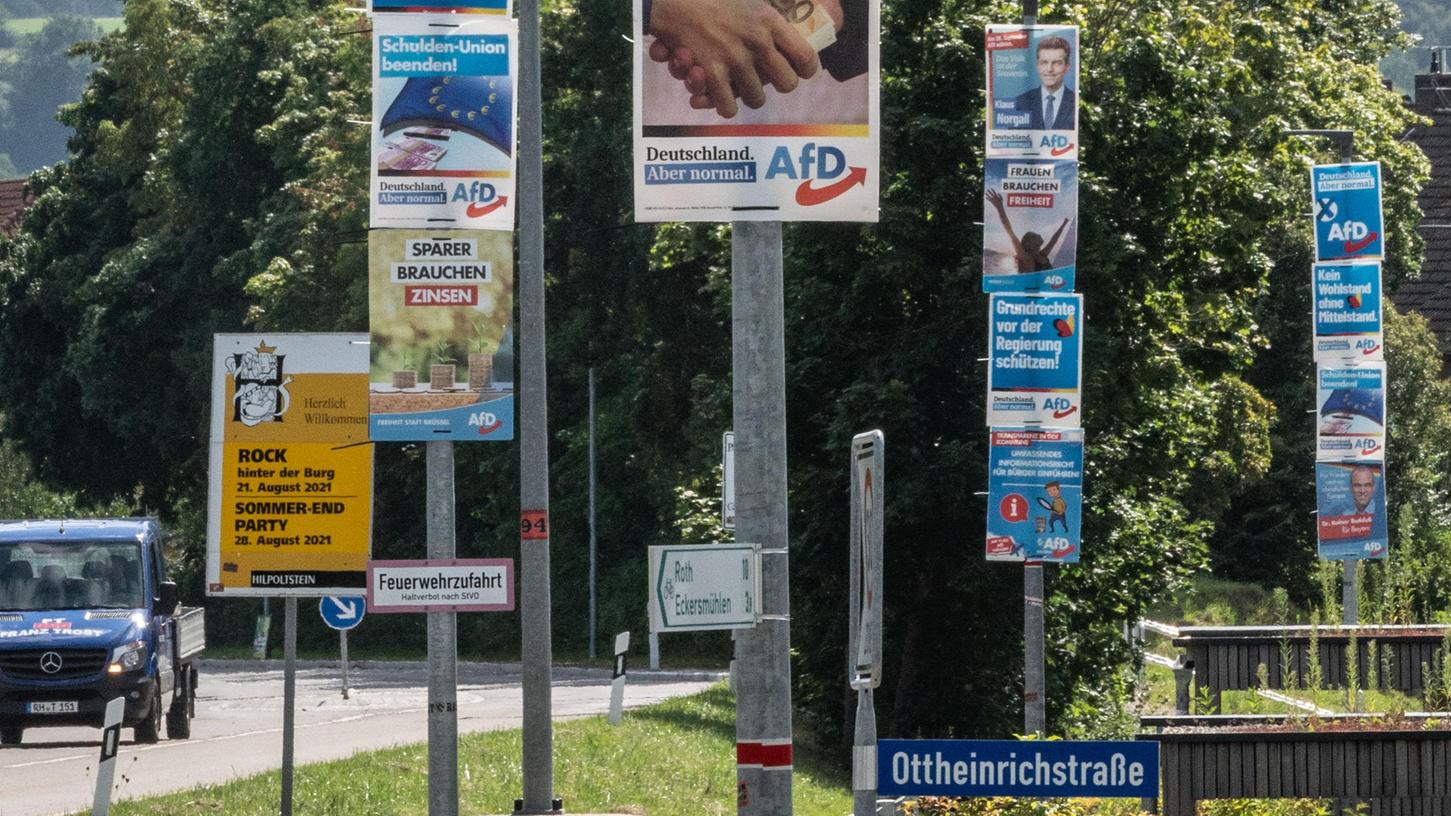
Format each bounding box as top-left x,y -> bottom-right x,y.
0,726 -> 21,746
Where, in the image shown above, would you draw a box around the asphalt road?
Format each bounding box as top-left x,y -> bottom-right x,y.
0,659 -> 723,816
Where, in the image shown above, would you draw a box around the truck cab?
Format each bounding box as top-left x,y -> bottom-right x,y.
0,519 -> 203,745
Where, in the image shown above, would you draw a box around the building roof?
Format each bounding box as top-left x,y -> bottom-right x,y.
0,178 -> 30,238
1395,68 -> 1451,360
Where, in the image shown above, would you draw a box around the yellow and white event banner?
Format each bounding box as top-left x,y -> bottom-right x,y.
206,334 -> 373,597
371,14 -> 518,231
631,0 -> 879,221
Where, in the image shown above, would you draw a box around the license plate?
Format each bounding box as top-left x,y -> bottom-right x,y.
27,701 -> 78,714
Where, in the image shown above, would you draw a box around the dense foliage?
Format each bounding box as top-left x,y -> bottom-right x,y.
0,0 -> 1444,752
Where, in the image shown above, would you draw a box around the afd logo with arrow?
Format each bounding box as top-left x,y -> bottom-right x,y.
453,181 -> 508,220
764,143 -> 867,206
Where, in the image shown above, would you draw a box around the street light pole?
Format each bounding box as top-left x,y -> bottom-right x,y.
518,0 -> 556,808
1286,127 -> 1358,627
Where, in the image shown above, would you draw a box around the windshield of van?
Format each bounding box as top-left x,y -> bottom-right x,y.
0,540 -> 145,611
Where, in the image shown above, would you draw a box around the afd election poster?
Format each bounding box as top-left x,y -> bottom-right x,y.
987,293 -> 1083,426
371,15 -> 518,231
985,25 -> 1079,160
1316,363 -> 1385,462
983,158 -> 1077,292
206,334 -> 373,597
985,428 -> 1083,563
372,0 -> 509,13
632,0 -> 880,221
1313,262 -> 1383,362
1316,462 -> 1388,560
369,230 -> 514,441
1311,162 -> 1384,262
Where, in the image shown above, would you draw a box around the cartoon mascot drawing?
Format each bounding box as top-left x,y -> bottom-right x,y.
228,341 -> 291,426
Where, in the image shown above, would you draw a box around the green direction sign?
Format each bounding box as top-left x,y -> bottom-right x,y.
649,543 -> 760,633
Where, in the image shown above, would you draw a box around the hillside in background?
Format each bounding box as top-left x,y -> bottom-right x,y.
0,1 -> 119,16
0,4 -> 113,176
1383,0 -> 1450,93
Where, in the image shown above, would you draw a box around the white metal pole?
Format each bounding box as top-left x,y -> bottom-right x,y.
1024,563 -> 1046,735
518,0 -> 555,804
281,597 -> 297,816
732,221 -> 792,815
340,629 -> 350,700
426,441 -> 458,816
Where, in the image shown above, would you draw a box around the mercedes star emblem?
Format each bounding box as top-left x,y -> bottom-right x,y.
39,651 -> 63,674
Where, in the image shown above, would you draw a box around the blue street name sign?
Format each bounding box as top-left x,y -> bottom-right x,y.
877,739 -> 1159,798
320,595 -> 366,631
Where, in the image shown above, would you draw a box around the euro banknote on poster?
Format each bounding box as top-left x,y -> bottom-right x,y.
371,14 -> 518,230
632,0 -> 880,221
1315,363 -> 1385,463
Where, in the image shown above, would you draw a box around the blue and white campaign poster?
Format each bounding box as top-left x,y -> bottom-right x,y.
985,428 -> 1083,563
632,0 -> 881,221
987,294 -> 1083,426
371,0 -> 509,14
1316,462 -> 1388,560
878,740 -> 1158,799
983,159 -> 1077,292
1313,262 -> 1383,362
1316,363 -> 1385,462
1311,162 -> 1384,262
985,25 -> 1079,160
371,15 -> 518,231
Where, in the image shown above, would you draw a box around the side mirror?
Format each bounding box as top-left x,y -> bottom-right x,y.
156,581 -> 179,614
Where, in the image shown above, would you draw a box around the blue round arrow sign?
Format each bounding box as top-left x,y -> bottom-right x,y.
320,596 -> 365,630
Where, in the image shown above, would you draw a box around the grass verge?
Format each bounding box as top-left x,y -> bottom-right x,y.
86,683 -> 851,816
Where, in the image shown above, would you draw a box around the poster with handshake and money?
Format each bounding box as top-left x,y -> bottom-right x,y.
632,0 -> 880,221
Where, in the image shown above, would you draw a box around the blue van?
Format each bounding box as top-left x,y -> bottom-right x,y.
0,519 -> 203,745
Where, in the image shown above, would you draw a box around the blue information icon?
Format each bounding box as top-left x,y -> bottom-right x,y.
320,596 -> 365,631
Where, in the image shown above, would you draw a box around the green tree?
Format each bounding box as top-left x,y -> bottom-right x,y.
0,0 -> 1434,754
0,0 -> 370,513
1358,305 -> 1451,623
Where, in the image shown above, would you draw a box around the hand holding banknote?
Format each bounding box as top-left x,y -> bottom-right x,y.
645,0 -> 831,118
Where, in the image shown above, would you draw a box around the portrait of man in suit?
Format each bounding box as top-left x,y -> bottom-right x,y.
1012,35 -> 1075,131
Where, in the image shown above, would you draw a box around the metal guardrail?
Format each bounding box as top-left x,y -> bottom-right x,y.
1144,652 -> 1180,669
1254,687 -> 1335,716
1140,619 -> 1181,638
